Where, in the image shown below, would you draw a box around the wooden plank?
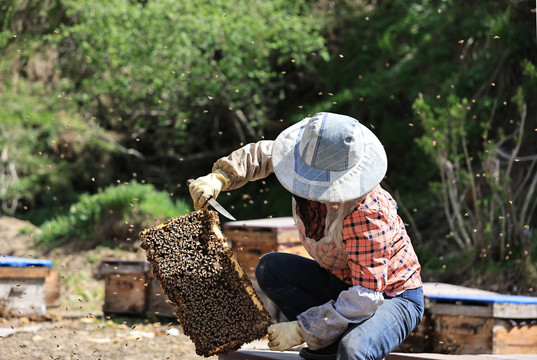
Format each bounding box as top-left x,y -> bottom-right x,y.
429,300 -> 537,320
224,219 -> 300,245
102,273 -> 147,315
493,319 -> 537,354
275,231 -> 300,245
99,259 -> 149,275
493,303 -> 537,319
431,314 -> 494,354
224,218 -> 303,276
218,349 -> 300,360
227,229 -> 279,244
387,354 -> 494,360
427,311 -> 537,355
0,267 -> 50,279
430,303 -> 493,318
425,282 -> 537,319
223,217 -> 297,232
230,234 -> 277,275
423,283 -> 498,297
145,276 -> 175,318
389,354 -> 537,359
45,270 -> 60,307
219,351 -> 537,360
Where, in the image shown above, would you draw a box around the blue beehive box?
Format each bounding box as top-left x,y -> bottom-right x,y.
420,282 -> 537,355
0,256 -> 52,316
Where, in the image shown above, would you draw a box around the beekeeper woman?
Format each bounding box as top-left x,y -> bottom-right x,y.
189,112 -> 424,360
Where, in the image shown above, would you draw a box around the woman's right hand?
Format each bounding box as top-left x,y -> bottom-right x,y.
188,170 -> 230,210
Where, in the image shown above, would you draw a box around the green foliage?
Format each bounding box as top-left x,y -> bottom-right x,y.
1,0 -> 330,222
0,80 -> 119,220
304,0 -> 536,192
294,1 -> 537,290
413,94 -> 474,250
0,1 -> 124,219
414,94 -> 468,161
52,0 -> 327,164
413,86 -> 537,287
34,180 -> 191,248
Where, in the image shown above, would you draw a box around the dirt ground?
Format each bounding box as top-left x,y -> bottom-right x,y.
0,217 -> 270,360
0,315 -> 219,360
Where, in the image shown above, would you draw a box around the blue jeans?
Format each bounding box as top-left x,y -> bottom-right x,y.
255,252 -> 424,360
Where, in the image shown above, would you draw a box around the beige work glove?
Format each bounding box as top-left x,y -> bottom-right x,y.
267,321 -> 304,352
188,170 -> 231,210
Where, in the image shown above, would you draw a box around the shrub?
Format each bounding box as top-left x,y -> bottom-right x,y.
414,86 -> 537,287
34,180 -> 191,248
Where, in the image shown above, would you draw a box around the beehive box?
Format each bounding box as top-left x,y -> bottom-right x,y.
428,292 -> 537,354
99,259 -> 174,317
45,269 -> 60,307
223,217 -> 307,276
400,283 -> 537,355
0,256 -> 52,316
146,275 -> 175,317
223,217 -> 310,323
140,209 -> 272,357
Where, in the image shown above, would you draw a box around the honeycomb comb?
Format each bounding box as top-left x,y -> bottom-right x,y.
140,209 -> 271,356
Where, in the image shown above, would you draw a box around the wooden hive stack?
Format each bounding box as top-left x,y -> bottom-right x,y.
139,209 -> 272,357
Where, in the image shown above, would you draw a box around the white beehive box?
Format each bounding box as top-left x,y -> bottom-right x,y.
0,256 -> 52,316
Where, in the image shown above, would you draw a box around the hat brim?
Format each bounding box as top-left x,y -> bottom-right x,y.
272,117 -> 388,202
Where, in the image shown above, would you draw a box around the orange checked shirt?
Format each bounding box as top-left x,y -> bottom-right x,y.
295,185 -> 422,294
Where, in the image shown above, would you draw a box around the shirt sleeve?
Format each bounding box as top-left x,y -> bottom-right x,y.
297,285 -> 384,350
212,140 -> 274,190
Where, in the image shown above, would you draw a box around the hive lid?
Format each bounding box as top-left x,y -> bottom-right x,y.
99,258 -> 150,275
100,258 -> 149,266
423,282 -> 537,305
223,217 -> 297,231
0,256 -> 52,267
428,293 -> 537,305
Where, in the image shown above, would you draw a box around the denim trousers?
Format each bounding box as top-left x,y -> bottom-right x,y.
255,252 -> 424,360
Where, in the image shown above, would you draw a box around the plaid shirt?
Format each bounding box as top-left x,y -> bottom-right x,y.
296,186 -> 422,294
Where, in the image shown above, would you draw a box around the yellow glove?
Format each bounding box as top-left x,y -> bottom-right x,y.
188,170 -> 231,210
267,321 -> 304,352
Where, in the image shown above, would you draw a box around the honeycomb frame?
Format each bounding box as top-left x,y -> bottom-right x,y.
140,209 -> 271,356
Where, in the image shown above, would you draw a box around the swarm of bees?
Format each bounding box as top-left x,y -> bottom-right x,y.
140,209 -> 271,357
